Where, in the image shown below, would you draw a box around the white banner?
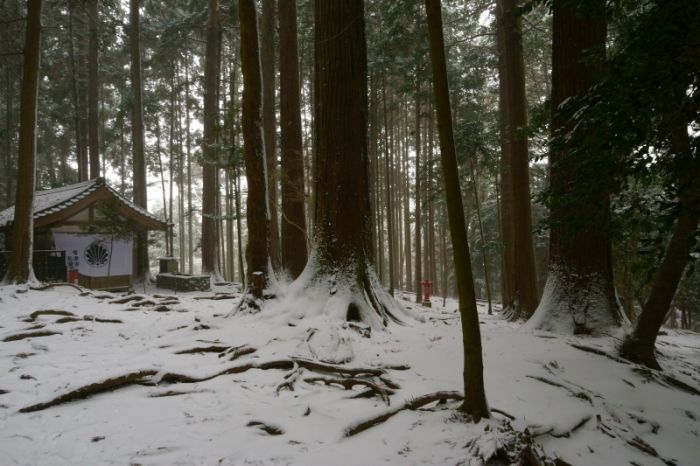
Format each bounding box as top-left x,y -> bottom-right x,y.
53,232 -> 133,277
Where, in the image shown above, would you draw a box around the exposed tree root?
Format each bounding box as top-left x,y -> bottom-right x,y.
3,331 -> 62,342
349,387 -> 396,400
304,377 -> 391,405
27,310 -> 75,321
343,391 -> 464,437
291,357 -> 385,377
176,346 -> 230,355
527,413 -> 592,438
247,420 -> 284,435
108,295 -> 146,305
19,370 -> 159,412
153,295 -> 178,300
631,366 -> 700,396
346,322 -> 371,338
378,376 -> 401,390
526,376 -> 594,405
276,363 -> 304,393
491,408 -> 516,421
220,345 -> 257,361
568,343 -> 632,365
30,283 -> 83,292
194,294 -> 237,300
55,317 -> 82,323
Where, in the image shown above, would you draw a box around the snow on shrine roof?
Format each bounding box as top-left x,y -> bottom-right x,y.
0,177 -> 167,229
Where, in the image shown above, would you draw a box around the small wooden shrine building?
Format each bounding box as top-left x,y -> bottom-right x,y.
0,178 -> 168,290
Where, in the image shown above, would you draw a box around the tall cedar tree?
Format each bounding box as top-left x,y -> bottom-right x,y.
279,0 -> 308,279
130,0 -> 149,281
278,0 -> 419,329
498,0 -> 540,320
88,0 -> 99,179
425,0 -> 490,421
201,0 -> 221,279
262,0 -> 281,272
236,0 -> 272,310
3,0 -> 43,284
527,0 -> 625,334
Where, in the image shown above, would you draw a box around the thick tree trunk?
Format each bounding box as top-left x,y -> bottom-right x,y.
130,0 -> 149,282
498,0 -> 540,320
528,0 -> 625,334
237,0 -> 272,309
201,0 -> 221,279
425,0 -> 490,422
3,0 -> 42,285
279,0 -> 308,280
87,0 -> 100,180
277,0 -> 419,329
262,0 -> 281,272
620,129 -> 700,369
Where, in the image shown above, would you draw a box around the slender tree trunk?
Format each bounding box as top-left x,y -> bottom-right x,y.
130,0 -> 149,281
382,72 -> 395,297
201,0 -> 221,279
498,0 -> 539,320
237,0 -> 272,307
279,0 -> 308,279
529,0 -> 624,334
234,165 -> 245,284
68,5 -> 86,183
185,47 -> 194,274
620,128 -> 700,369
414,89 -> 423,303
262,0 -> 281,272
87,0 -> 100,180
3,0 -> 43,284
425,0 -> 490,422
469,159 -> 493,315
404,128 -> 412,292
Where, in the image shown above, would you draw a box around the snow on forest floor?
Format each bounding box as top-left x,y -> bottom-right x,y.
0,283 -> 699,466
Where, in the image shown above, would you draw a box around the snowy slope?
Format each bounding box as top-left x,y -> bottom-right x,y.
0,284 -> 698,465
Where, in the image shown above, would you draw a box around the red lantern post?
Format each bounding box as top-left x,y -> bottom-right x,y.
420,278 -> 434,307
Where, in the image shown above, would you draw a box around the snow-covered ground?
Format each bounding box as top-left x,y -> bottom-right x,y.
0,283 -> 698,465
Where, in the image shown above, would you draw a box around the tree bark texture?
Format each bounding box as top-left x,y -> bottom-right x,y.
425,0 -> 490,422
279,0 -> 308,280
238,0 -> 271,305
87,0 -> 100,180
4,0 -> 43,284
528,1 -> 625,334
498,0 -> 539,320
282,0 -> 419,329
130,0 -> 149,281
201,0 -> 221,278
262,0 -> 281,271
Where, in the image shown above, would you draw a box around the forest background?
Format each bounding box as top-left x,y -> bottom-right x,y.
0,0 -> 698,333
